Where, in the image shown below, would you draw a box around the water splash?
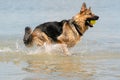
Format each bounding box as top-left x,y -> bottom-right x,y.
0,39 -> 64,55
0,37 -> 120,56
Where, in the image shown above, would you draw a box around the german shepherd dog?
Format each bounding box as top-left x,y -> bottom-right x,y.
23,3 -> 99,55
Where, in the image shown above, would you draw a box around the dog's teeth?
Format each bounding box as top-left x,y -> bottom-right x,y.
87,21 -> 89,23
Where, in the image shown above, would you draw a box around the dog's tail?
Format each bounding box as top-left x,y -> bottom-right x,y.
23,26 -> 33,47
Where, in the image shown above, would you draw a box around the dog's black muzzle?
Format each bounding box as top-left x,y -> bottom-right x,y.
92,15 -> 99,20
86,15 -> 99,27
87,15 -> 99,21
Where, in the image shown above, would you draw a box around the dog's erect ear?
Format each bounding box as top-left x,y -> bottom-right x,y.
89,7 -> 91,11
80,2 -> 87,13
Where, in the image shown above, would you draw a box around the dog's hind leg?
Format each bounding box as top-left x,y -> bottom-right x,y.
32,30 -> 51,46
23,27 -> 33,47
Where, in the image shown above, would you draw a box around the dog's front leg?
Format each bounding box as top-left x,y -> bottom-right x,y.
61,44 -> 70,56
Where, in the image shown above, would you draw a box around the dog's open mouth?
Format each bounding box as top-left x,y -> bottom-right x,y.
85,16 -> 99,27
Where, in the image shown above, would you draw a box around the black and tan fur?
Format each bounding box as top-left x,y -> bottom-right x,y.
23,3 -> 99,55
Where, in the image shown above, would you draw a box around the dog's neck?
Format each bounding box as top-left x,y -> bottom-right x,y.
69,19 -> 88,36
72,14 -> 89,33
71,20 -> 83,36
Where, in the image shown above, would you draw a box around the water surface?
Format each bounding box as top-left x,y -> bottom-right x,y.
0,0 -> 120,80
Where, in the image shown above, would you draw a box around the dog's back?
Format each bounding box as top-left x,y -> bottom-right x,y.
34,20 -> 68,41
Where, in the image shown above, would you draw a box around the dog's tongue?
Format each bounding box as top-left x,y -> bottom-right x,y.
90,20 -> 96,25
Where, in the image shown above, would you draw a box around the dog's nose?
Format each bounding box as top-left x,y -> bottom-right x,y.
95,16 -> 99,20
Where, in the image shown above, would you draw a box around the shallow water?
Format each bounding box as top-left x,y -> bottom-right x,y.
0,53 -> 120,80
0,0 -> 120,80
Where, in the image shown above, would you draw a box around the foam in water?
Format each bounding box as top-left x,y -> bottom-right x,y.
0,39 -> 68,55
0,47 -> 12,53
15,40 -> 66,55
0,38 -> 88,55
1,37 -> 119,56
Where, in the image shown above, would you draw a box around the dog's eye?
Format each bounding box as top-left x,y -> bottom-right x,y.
89,13 -> 92,15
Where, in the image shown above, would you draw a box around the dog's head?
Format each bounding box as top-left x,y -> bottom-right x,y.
73,2 -> 99,27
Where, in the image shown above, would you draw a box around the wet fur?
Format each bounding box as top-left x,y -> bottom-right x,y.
23,3 -> 99,55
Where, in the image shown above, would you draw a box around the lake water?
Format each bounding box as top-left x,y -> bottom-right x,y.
0,0 -> 120,80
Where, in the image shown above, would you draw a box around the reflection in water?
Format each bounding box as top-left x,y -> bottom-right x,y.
23,55 -> 84,73
0,53 -> 120,80
0,53 -> 97,80
22,54 -> 97,80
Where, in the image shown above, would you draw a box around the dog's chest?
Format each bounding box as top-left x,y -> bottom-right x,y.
65,32 -> 81,47
57,24 -> 81,47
